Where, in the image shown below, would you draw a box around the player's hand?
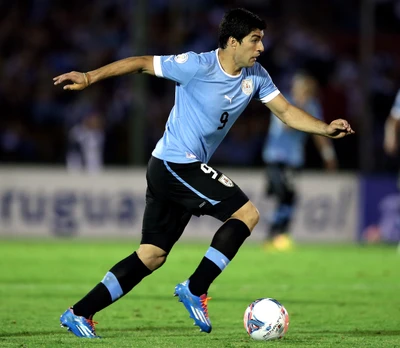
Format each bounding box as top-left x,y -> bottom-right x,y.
325,119 -> 355,139
53,71 -> 91,91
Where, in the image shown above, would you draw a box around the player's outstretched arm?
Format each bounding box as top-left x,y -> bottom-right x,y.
53,56 -> 155,91
265,94 -> 355,139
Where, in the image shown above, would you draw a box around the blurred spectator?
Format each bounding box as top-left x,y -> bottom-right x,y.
66,110 -> 105,174
383,88 -> 400,174
383,89 -> 400,156
0,0 -> 399,170
0,119 -> 37,162
262,72 -> 338,251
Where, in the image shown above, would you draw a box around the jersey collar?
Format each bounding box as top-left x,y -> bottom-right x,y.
215,49 -> 243,79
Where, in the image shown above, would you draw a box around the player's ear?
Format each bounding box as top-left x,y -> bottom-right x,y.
228,36 -> 238,48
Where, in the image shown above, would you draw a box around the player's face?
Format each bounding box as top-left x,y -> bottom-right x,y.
236,29 -> 264,68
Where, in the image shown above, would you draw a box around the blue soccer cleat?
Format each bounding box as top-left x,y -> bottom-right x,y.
174,280 -> 212,333
60,308 -> 99,338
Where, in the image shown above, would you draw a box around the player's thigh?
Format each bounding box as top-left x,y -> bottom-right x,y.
142,158 -> 193,253
141,189 -> 191,253
164,161 -> 249,222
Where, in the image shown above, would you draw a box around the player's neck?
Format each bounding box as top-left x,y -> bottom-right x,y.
218,49 -> 242,76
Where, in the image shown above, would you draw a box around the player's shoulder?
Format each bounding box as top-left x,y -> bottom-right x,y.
174,50 -> 215,62
181,50 -> 218,76
246,62 -> 271,77
174,50 -> 216,68
196,50 -> 218,68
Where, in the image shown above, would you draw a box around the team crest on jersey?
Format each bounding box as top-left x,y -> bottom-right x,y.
174,53 -> 189,64
241,78 -> 253,95
218,174 -> 234,187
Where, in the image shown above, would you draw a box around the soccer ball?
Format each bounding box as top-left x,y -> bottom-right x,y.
243,298 -> 289,341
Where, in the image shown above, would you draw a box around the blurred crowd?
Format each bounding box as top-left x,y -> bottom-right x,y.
0,0 -> 399,171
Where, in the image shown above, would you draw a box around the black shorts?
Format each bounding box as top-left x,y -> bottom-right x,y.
141,156 -> 249,251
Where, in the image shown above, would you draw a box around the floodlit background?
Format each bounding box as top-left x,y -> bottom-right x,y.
0,0 -> 399,243
0,2 -> 400,347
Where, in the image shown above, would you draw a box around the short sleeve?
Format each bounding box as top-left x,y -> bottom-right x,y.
153,52 -> 200,86
253,64 -> 280,103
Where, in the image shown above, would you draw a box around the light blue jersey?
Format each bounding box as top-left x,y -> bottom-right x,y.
391,89 -> 400,120
152,49 -> 280,163
262,97 -> 323,168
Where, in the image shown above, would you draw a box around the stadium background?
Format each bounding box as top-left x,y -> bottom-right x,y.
0,0 -> 399,243
1,2 -> 400,347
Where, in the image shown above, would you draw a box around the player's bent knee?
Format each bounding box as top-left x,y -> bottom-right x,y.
137,244 -> 168,271
231,201 -> 260,232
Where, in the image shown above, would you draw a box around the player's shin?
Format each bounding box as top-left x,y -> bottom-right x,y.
72,252 -> 152,318
188,218 -> 250,296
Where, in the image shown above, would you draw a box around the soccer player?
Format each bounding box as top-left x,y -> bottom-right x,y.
383,88 -> 400,252
66,110 -> 105,174
383,89 -> 400,158
262,72 -> 338,251
53,8 -> 354,338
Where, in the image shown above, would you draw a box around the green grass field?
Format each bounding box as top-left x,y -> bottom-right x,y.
0,240 -> 399,347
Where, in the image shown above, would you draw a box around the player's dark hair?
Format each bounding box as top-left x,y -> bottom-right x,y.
218,8 -> 266,49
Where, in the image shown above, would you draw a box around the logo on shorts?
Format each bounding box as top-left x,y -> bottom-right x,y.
218,174 -> 234,187
241,78 -> 253,96
174,53 -> 189,64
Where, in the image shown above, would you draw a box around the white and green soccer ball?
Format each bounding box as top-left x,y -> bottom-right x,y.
243,298 -> 290,341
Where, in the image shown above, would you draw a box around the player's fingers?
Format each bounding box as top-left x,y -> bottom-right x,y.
63,83 -> 81,91
52,74 -> 63,81
53,76 -> 63,85
330,119 -> 344,129
343,122 -> 354,133
333,122 -> 346,131
53,75 -> 72,86
342,122 -> 353,132
63,83 -> 80,90
53,72 -> 79,85
332,119 -> 354,133
343,122 -> 355,133
340,120 -> 350,129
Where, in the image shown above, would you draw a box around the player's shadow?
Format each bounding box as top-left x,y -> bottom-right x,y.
105,326 -> 204,336
0,326 -> 196,338
0,331 -> 61,338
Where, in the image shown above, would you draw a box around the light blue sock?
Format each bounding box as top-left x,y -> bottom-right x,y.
205,246 -> 230,271
101,271 -> 123,301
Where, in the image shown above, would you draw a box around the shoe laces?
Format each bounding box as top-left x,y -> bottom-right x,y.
86,316 -> 98,333
199,295 -> 212,318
